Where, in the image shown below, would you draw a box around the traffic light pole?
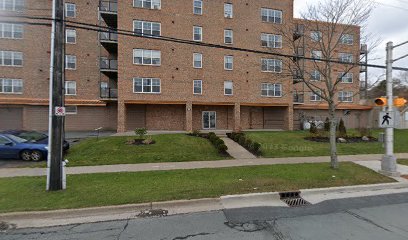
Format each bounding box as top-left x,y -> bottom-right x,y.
46,0 -> 65,191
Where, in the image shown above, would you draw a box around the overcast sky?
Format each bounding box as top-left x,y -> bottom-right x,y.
294,0 -> 408,83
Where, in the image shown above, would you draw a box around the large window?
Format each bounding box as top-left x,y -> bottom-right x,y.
340,34 -> 354,45
0,23 -> 23,39
261,8 -> 282,24
310,90 -> 322,101
224,81 -> 233,95
261,83 -> 282,97
261,58 -> 282,72
310,70 -> 321,81
65,55 -> 76,69
133,49 -> 161,66
133,78 -> 161,93
224,3 -> 233,18
339,53 -> 353,63
66,29 -> 76,44
339,72 -> 353,83
224,55 -> 233,70
338,91 -> 353,102
65,81 -> 76,95
311,31 -> 322,42
261,33 -> 282,48
0,78 -> 22,94
193,53 -> 202,68
224,29 -> 233,44
193,80 -> 202,95
0,0 -> 24,11
193,26 -> 202,41
193,0 -> 202,15
311,50 -> 322,61
65,3 -> 76,18
0,50 -> 23,66
134,0 -> 161,9
134,20 -> 161,37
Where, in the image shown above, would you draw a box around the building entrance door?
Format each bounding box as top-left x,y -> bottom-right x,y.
202,111 -> 216,129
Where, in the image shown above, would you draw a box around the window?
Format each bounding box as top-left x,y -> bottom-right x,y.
224,81 -> 233,95
0,78 -> 22,94
405,112 -> 408,121
261,83 -> 282,97
0,50 -> 22,66
224,29 -> 233,44
133,49 -> 161,66
311,50 -> 322,61
311,31 -> 322,42
134,20 -> 161,37
65,3 -> 76,18
311,70 -> 321,81
224,3 -> 233,18
224,55 -> 233,70
66,29 -> 76,44
0,23 -> 23,39
66,106 -> 77,115
134,0 -> 161,9
65,81 -> 76,95
193,53 -> 202,68
65,55 -> 76,69
338,91 -> 353,102
193,26 -> 202,41
310,90 -> 322,101
339,72 -> 353,83
193,0 -> 202,15
261,8 -> 282,24
339,53 -> 353,63
261,58 -> 282,73
133,78 -> 161,93
261,33 -> 282,48
341,34 -> 354,45
193,80 -> 202,94
0,0 -> 24,11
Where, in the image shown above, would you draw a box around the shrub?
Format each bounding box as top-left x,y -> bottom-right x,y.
245,138 -> 253,149
217,144 -> 228,153
238,135 -> 247,146
251,142 -> 261,154
309,122 -> 318,134
324,117 -> 330,132
338,118 -> 347,137
215,139 -> 224,147
135,128 -> 147,139
192,130 -> 201,137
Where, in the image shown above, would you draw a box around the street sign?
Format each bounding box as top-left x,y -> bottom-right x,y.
379,111 -> 394,128
55,106 -> 66,116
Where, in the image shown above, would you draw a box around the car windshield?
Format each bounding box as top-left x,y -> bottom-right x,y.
6,134 -> 28,143
17,132 -> 48,142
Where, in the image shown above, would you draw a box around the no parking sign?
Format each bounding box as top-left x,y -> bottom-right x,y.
55,107 -> 66,116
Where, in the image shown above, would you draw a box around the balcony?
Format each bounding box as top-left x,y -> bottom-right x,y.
293,24 -> 304,41
293,93 -> 305,104
100,58 -> 118,77
100,31 -> 118,52
292,47 -> 304,62
360,63 -> 367,73
360,44 -> 368,55
100,87 -> 118,100
293,69 -> 304,84
99,1 -> 117,27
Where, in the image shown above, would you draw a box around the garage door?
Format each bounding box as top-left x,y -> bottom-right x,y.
264,107 -> 286,129
0,108 -> 23,131
126,105 -> 146,130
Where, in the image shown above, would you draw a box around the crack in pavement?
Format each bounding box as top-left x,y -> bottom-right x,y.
345,210 -> 392,232
116,218 -> 130,240
265,220 -> 293,240
171,232 -> 214,240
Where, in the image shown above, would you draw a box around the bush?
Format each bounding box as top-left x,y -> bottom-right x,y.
309,122 -> 318,134
251,142 -> 261,153
338,118 -> 347,137
192,130 -> 201,137
324,117 -> 330,132
135,128 -> 147,139
215,139 -> 224,147
245,138 -> 253,149
238,135 -> 247,146
217,144 -> 228,153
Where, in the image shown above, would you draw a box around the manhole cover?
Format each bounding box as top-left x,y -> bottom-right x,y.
279,191 -> 311,207
137,209 -> 168,218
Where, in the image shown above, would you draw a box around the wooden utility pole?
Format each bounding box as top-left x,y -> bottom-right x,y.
47,0 -> 65,191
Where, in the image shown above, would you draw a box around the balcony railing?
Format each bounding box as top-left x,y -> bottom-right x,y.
99,1 -> 117,13
99,31 -> 118,42
294,93 -> 305,104
100,58 -> 118,70
101,87 -> 118,99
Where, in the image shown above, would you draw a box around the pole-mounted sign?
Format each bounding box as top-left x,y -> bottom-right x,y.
379,111 -> 394,128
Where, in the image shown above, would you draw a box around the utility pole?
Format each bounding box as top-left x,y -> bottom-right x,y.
381,40 -> 408,176
47,0 -> 65,191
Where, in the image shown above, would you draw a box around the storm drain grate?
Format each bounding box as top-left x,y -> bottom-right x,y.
137,209 -> 168,218
279,191 -> 311,207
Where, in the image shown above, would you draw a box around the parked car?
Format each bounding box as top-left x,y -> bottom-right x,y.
0,134 -> 48,161
1,130 -> 70,152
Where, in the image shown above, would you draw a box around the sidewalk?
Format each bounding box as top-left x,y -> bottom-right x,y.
1,153 -> 408,178
221,137 -> 257,159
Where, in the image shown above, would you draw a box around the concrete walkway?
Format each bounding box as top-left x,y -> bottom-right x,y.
354,160 -> 408,182
221,137 -> 257,159
1,153 -> 408,178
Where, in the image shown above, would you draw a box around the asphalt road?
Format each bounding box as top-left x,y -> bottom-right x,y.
2,193 -> 408,240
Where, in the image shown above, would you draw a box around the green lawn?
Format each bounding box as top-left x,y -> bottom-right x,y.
0,162 -> 394,213
245,129 -> 408,158
64,134 -> 229,166
398,159 -> 408,166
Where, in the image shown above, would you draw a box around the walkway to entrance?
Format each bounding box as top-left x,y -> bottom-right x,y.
221,137 -> 257,159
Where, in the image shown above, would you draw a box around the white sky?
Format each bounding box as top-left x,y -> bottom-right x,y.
294,0 -> 408,83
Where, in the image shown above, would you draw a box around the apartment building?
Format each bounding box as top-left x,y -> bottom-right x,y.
0,0 -> 371,132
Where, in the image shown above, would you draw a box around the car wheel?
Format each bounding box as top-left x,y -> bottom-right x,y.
31,151 -> 43,162
20,150 -> 32,161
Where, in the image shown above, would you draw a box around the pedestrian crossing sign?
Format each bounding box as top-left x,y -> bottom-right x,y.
379,111 -> 394,128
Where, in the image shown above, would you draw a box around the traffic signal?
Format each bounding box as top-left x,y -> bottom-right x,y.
374,97 -> 407,107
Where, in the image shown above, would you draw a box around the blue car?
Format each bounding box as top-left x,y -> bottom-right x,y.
0,134 -> 48,161
2,130 -> 70,152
